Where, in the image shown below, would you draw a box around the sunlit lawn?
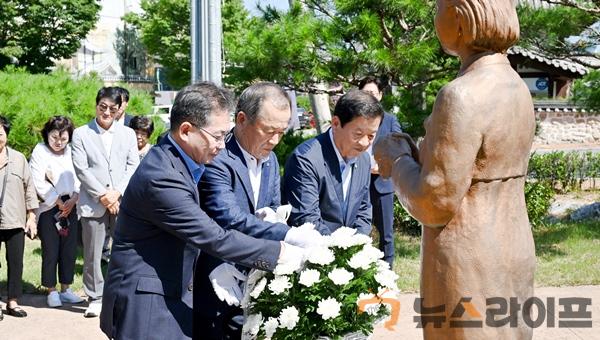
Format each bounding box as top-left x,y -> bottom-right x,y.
1,220 -> 598,296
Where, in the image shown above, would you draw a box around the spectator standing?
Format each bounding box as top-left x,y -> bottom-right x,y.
115,87 -> 133,126
359,76 -> 402,266
71,87 -> 139,317
29,116 -> 84,308
128,115 -> 154,161
0,115 -> 38,319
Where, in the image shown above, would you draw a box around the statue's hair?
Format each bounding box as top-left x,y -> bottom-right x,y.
451,0 -> 519,52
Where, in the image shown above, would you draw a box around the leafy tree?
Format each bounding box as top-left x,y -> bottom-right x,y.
125,0 -> 249,88
225,0 -> 457,136
115,26 -> 148,78
0,0 -> 100,73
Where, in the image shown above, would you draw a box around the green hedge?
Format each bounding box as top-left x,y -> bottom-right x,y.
0,67 -> 156,158
528,151 -> 600,192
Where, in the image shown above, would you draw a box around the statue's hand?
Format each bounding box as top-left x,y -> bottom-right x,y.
373,132 -> 419,178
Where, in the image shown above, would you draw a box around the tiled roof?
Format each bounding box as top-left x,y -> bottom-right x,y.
508,46 -> 590,76
533,100 -> 595,113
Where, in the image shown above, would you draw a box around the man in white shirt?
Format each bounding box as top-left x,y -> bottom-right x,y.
195,82 -> 320,339
283,90 -> 383,236
71,87 -> 139,317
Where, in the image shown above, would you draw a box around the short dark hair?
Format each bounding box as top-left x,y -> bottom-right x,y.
0,115 -> 10,136
236,82 -> 290,122
129,115 -> 154,137
358,75 -> 385,92
116,86 -> 130,102
334,90 -> 383,127
95,87 -> 123,107
170,82 -> 234,131
41,116 -> 75,145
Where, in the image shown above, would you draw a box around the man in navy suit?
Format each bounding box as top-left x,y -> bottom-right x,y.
359,76 -> 402,266
283,90 -> 384,235
195,82 -> 321,340
100,82 -> 303,340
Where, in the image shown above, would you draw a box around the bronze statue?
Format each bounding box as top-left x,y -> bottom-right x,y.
374,0 -> 536,338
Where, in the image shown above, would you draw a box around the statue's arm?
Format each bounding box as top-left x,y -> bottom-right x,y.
391,86 -> 482,227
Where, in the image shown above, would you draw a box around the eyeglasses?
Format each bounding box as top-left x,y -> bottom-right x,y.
97,103 -> 120,114
198,126 -> 228,143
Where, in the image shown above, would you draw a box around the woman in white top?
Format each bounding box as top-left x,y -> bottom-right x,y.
128,115 -> 154,161
29,116 -> 84,308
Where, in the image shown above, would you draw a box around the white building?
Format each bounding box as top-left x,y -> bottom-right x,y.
56,0 -> 151,85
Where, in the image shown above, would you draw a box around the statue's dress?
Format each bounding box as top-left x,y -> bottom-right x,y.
391,57 -> 536,340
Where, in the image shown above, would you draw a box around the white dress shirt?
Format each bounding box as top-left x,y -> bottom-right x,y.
236,140 -> 267,206
329,129 -> 357,201
29,143 -> 81,214
95,119 -> 116,157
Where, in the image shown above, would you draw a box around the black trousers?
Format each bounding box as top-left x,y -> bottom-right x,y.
0,228 -> 25,300
38,206 -> 78,288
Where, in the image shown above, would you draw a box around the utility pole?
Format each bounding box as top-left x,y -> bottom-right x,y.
190,0 -> 222,86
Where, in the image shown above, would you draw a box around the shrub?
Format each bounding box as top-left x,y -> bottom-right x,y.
525,181 -> 555,227
0,67 -> 153,157
274,131 -> 315,170
393,199 -> 421,236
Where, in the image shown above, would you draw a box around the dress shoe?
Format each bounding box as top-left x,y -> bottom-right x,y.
7,306 -> 27,317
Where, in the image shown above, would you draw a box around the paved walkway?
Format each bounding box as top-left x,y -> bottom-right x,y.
1,286 -> 598,339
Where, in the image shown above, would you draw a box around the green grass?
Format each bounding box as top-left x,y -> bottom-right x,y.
386,219 -> 600,292
0,238 -> 87,295
1,220 -> 598,296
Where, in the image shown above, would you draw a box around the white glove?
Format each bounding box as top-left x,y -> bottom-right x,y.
255,207 -> 278,222
276,204 -> 292,222
209,263 -> 247,306
276,242 -> 307,275
284,223 -> 324,248
255,205 -> 292,224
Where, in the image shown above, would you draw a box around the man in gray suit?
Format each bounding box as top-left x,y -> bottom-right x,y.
71,87 -> 139,317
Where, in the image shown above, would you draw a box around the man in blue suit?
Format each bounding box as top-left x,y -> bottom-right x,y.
359,76 -> 402,266
195,82 -> 321,340
283,90 -> 384,235
99,82 -> 303,340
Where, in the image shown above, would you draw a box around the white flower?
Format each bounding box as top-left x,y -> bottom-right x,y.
348,251 -> 372,270
376,259 -> 391,271
274,259 -> 301,275
268,275 -> 292,295
327,268 -> 354,285
307,247 -> 335,266
250,278 -> 267,299
352,233 -> 372,246
375,269 -> 399,290
245,313 -> 263,336
317,297 -> 342,320
362,245 -> 384,262
348,246 -> 384,270
299,269 -> 320,287
278,306 -> 300,330
298,222 -> 316,230
263,317 -> 279,339
330,226 -> 357,249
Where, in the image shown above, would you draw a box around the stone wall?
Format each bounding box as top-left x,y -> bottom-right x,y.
534,110 -> 600,144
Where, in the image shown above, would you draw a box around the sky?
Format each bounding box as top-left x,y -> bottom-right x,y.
243,0 -> 289,15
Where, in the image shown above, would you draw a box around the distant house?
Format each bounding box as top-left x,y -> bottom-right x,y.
507,46 -> 600,146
